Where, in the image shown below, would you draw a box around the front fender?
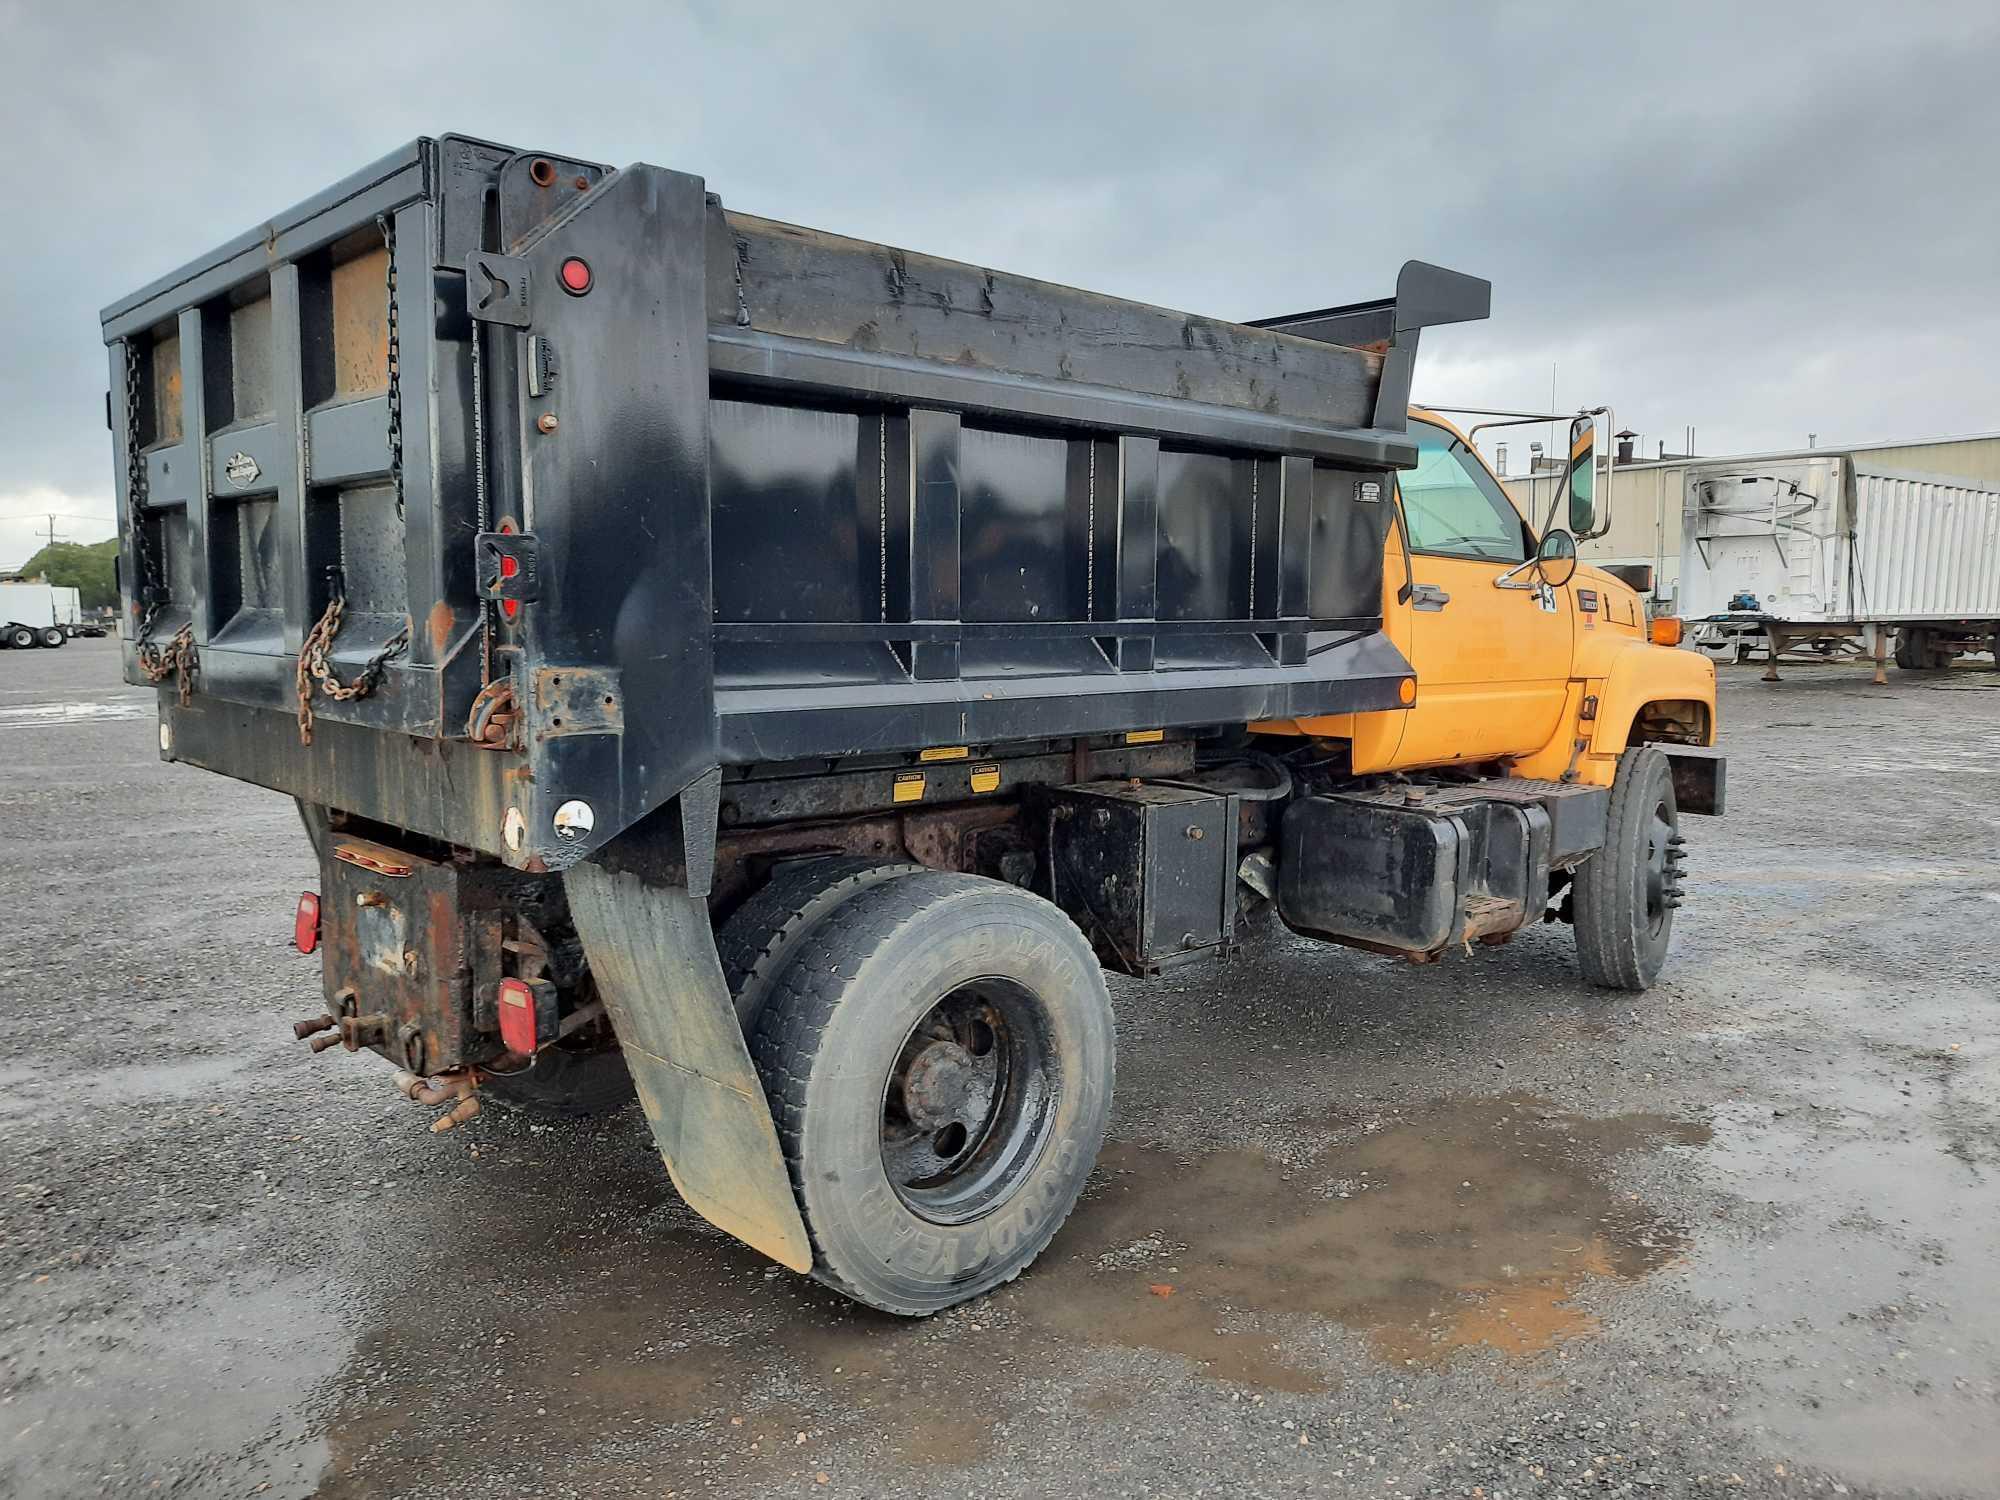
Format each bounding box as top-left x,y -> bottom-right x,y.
1590,642 -> 1717,757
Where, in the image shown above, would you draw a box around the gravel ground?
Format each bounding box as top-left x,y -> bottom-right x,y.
3,637 -> 1997,1499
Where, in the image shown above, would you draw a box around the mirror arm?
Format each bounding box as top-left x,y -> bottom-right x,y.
1392,497 -> 1416,604
1594,405 -> 1616,541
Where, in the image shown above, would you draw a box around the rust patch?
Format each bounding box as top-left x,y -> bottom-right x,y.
330,244 -> 391,401
425,600 -> 454,655
151,332 -> 184,445
531,666 -> 623,740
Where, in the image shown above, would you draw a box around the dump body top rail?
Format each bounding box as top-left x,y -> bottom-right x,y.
104,134 -> 1489,872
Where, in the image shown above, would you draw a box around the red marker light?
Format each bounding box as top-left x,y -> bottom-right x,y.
294,891 -> 321,954
558,257 -> 593,295
497,977 -> 538,1054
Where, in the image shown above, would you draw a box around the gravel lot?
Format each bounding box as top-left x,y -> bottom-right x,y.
3,637 -> 1997,1499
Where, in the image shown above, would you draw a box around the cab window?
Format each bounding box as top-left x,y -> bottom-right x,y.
1398,420 -> 1529,563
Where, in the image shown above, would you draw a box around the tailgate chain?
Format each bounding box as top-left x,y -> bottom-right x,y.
296,588 -> 409,745
123,341 -> 197,705
294,217 -> 412,744
376,212 -> 405,520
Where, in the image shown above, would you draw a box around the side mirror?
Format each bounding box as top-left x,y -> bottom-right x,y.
1566,415 -> 1598,537
1537,528 -> 1578,588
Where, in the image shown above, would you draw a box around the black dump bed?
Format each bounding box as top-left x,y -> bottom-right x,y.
102,134 -> 1488,872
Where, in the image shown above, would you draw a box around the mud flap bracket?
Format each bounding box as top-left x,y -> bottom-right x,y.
563,859 -> 812,1273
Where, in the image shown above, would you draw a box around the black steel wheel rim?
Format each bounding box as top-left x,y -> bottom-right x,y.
879,978 -> 1059,1226
1642,794 -> 1676,936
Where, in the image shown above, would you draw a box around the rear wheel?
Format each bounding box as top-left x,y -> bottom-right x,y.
752,872 -> 1115,1315
1574,747 -> 1682,991
37,627 -> 65,649
4,625 -> 34,649
715,855 -> 925,1030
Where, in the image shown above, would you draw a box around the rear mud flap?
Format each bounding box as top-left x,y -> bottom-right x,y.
564,860 -> 812,1273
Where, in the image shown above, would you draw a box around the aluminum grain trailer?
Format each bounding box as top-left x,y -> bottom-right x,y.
1677,456 -> 2000,678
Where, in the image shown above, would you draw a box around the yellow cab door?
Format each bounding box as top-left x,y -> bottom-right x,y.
1378,417 -> 1571,768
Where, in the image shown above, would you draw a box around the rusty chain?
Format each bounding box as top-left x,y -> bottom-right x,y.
376,213 -> 405,519
296,221 -> 412,744
123,341 -> 200,705
296,588 -> 410,745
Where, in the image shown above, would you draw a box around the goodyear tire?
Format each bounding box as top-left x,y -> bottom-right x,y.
1574,746 -> 1681,991
716,855 -> 925,1030
751,872 -> 1114,1315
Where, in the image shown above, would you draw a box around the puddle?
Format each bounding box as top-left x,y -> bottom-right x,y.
1,1265 -> 344,1498
1687,1086 -> 2000,1495
316,1094 -> 1703,1489
0,699 -> 153,726
1043,1094 -> 1706,1382
0,1053 -> 245,1120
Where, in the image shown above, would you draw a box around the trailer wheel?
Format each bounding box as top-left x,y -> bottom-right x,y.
1894,628 -> 1950,671
38,627 -> 66,648
4,625 -> 34,650
716,855 -> 925,1030
1573,747 -> 1681,991
752,872 -> 1114,1315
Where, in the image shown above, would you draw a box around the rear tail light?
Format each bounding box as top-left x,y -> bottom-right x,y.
294,891 -> 321,954
497,977 -> 539,1054
1651,616 -> 1684,647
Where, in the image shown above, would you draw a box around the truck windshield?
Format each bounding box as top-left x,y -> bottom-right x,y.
1399,421 -> 1530,563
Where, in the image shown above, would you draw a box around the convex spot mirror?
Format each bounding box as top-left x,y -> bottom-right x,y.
1566,415 -> 1598,537
1537,529 -> 1579,587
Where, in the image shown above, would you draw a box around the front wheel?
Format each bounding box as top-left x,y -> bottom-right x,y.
752,872 -> 1115,1315
1574,747 -> 1682,991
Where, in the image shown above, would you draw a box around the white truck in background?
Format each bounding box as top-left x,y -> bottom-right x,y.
0,582 -> 79,649
1677,458 -> 2000,679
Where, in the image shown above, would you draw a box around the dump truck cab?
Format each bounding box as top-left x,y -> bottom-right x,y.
104,134 -> 1722,1316
1263,408 -> 1721,798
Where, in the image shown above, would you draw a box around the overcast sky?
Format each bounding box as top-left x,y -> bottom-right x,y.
3,1 -> 1996,567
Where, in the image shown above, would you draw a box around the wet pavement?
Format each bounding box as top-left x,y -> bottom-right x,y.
3,638 -> 1997,1498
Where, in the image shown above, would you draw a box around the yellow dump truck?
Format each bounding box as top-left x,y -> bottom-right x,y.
105,135 -> 1721,1313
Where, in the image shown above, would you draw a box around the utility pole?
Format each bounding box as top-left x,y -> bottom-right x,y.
43,514 -> 66,551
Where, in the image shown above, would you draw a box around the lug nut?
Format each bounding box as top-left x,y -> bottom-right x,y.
535,412 -> 559,434
308,1031 -> 345,1054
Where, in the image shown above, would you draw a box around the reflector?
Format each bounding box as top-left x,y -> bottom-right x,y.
497,977 -> 538,1054
294,891 -> 320,954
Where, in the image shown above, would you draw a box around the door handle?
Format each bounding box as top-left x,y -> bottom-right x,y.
1410,583 -> 1450,611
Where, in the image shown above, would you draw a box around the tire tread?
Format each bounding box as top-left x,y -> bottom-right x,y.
1574,746 -> 1676,991
750,872 -> 1110,1313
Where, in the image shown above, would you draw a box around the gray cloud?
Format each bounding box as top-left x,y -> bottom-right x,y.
3,0 -> 1995,563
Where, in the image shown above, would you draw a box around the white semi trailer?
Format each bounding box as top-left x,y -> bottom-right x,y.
0,582 -> 76,649
1676,458 -> 2000,679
